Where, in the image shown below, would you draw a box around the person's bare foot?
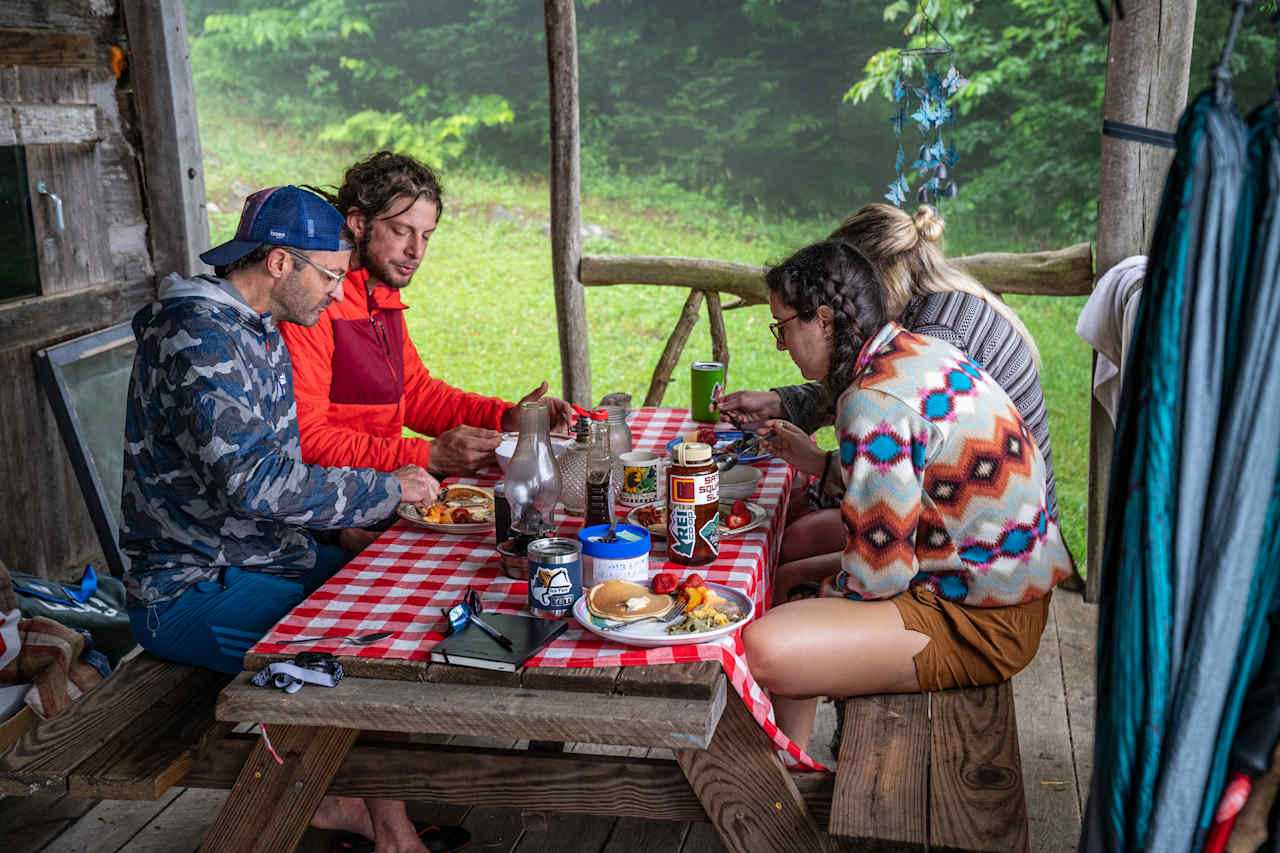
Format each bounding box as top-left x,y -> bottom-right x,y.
367,799 -> 428,853
310,795 -> 375,838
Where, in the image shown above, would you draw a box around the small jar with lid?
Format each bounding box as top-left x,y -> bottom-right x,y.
666,441 -> 719,565
577,523 -> 651,586
603,404 -> 632,494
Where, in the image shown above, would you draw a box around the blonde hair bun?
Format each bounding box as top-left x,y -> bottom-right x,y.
912,205 -> 946,244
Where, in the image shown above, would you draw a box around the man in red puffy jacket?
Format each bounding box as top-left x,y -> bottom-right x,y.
280,152 -> 571,489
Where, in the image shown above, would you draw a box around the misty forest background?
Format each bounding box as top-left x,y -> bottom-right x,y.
183,0 -> 1280,562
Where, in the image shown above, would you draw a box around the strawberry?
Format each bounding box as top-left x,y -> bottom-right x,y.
651,572 -> 679,594
730,499 -> 749,518
725,512 -> 749,529
678,573 -> 706,591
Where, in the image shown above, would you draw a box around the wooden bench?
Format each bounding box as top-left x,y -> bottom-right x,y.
829,682 -> 1029,853
0,652 -> 230,800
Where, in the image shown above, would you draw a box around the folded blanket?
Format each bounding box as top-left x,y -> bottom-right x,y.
0,616 -> 105,718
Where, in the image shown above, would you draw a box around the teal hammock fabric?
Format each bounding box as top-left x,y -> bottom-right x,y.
1081,85 -> 1255,852
1196,99 -> 1280,838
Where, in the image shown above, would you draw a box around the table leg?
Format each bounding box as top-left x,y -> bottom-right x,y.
676,690 -> 831,853
198,724 -> 358,853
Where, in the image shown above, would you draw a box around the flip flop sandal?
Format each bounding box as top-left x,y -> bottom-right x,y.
330,821 -> 470,853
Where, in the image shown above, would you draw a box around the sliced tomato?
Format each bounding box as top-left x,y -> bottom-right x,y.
450,507 -> 473,524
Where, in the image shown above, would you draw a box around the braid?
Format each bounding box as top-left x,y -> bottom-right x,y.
765,241 -> 887,398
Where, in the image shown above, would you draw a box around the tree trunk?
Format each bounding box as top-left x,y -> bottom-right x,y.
1088,0 -> 1197,602
543,0 -> 591,406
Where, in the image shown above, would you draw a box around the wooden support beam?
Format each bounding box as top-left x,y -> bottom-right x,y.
0,29 -> 96,68
122,0 -> 210,280
0,104 -> 100,145
544,0 -> 591,406
830,694 -> 928,849
198,725 -> 357,853
644,289 -> 704,408
216,671 -> 728,751
182,735 -> 838,826
581,243 -> 1095,305
1089,0 -> 1197,602
676,689 -> 830,853
707,291 -> 729,374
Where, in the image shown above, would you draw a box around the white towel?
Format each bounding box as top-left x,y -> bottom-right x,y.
1077,256 -> 1147,425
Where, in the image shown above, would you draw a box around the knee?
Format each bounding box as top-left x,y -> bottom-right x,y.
742,618 -> 793,692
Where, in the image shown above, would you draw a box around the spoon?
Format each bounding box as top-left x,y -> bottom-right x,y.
277,631 -> 394,646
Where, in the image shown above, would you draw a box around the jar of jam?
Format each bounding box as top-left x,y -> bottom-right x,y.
666,441 -> 718,565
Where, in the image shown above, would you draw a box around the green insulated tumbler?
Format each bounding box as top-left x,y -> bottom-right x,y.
690,361 -> 725,422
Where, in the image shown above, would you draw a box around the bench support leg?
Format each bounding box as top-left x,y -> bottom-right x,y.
677,690 -> 831,853
198,724 -> 358,853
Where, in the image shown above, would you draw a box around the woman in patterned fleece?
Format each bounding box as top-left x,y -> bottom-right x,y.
742,240 -> 1073,750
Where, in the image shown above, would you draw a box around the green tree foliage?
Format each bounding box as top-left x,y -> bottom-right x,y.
187,0 -> 1279,249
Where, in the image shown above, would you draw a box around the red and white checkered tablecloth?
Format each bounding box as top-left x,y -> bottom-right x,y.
252,408 -> 826,771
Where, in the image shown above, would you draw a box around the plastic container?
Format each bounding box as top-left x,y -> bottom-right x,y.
577,524 -> 651,586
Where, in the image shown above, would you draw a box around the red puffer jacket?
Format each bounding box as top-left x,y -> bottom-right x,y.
279,268 -> 512,472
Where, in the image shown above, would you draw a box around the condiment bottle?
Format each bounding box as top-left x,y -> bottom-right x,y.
583,420 -> 615,527
666,441 -> 718,565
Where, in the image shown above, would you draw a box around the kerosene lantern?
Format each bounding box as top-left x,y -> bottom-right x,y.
497,400 -> 562,578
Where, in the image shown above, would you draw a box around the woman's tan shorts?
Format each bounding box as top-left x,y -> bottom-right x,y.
891,587 -> 1052,692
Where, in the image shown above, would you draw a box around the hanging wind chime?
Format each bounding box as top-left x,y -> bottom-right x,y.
885,7 -> 967,207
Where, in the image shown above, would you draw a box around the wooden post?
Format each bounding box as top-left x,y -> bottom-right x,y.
707,291 -> 729,373
1088,0 -> 1197,602
122,0 -> 210,279
544,0 -> 591,406
645,290 -> 704,407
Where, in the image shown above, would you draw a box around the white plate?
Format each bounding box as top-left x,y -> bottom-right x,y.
573,582 -> 754,648
625,501 -> 768,540
397,485 -> 495,535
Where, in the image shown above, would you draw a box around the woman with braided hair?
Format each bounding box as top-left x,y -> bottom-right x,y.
742,239 -> 1072,750
724,203 -> 1080,598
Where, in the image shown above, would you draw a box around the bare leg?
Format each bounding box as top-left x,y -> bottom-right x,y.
366,799 -> 429,853
770,551 -> 842,607
310,796 -> 374,837
779,508 -> 844,564
743,597 -> 930,745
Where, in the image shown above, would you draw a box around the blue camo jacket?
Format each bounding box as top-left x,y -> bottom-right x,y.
120,273 -> 401,607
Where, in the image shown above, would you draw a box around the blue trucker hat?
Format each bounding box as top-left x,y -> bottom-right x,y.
200,185 -> 352,266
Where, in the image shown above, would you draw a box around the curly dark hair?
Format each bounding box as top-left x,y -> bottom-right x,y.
765,240 -> 886,400
305,151 -> 445,225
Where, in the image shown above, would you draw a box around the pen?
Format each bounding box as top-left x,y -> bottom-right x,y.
469,614 -> 514,651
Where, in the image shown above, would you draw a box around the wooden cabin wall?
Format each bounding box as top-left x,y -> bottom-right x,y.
0,1 -> 157,580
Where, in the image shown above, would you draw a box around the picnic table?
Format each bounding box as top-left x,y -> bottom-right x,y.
201,407 -> 833,853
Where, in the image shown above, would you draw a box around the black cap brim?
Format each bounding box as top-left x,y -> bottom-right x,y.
199,239 -> 265,267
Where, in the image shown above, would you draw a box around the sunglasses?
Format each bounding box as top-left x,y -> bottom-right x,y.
442,586 -> 512,650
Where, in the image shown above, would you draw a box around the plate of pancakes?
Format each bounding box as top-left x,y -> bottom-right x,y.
573,578 -> 753,648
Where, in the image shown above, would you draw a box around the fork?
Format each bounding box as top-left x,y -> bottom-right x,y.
595,599 -> 688,631
276,631 -> 394,646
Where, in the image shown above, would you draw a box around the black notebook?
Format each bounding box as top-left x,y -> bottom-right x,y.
430,612 -> 568,672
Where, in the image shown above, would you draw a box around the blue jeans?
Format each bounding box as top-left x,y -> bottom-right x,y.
128,545 -> 352,674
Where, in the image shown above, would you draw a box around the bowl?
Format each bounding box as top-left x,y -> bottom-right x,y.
495,433 -> 573,473
718,465 -> 763,501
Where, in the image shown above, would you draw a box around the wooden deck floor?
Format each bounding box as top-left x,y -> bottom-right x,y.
0,592 -> 1097,853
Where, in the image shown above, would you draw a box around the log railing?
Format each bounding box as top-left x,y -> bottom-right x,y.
580,242 -> 1094,406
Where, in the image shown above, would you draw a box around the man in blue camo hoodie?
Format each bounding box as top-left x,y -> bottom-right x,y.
120,186 -> 446,852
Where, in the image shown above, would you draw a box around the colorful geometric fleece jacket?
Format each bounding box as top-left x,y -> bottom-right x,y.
832,322 -> 1071,607
120,273 -> 401,607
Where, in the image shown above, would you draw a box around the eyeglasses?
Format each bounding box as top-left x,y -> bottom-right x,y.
769,314 -> 800,345
281,248 -> 345,284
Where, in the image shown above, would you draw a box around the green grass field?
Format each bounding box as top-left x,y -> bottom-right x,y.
198,92 -> 1092,564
